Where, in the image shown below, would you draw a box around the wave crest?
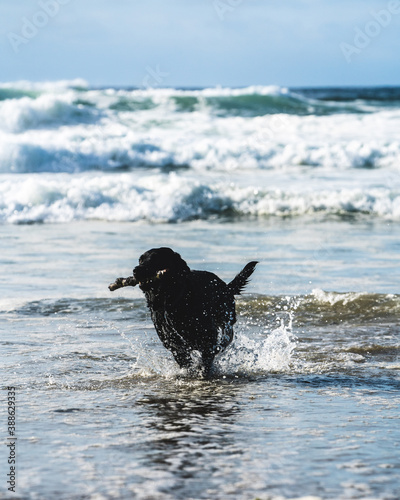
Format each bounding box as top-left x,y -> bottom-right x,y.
1,173 -> 399,224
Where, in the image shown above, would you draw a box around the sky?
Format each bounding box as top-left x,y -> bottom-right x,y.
1,0 -> 400,88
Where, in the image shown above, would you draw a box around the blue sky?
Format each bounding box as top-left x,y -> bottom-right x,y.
1,0 -> 400,87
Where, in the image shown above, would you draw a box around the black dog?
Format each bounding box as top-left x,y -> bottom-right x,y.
109,248 -> 257,374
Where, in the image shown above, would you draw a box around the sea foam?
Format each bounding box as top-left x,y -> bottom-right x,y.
0,84 -> 400,173
1,82 -> 400,223
1,172 -> 399,224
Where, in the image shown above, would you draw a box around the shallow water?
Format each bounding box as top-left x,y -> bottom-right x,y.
1,219 -> 399,500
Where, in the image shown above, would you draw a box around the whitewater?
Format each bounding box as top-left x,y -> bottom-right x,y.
1,80 -> 400,223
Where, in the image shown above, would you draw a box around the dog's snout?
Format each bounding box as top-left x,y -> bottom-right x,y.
133,264 -> 151,284
132,266 -> 141,279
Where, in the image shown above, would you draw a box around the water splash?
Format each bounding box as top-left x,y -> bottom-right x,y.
125,296 -> 300,379
214,298 -> 299,377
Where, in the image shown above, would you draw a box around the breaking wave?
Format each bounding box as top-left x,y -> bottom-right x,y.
1,172 -> 399,223
0,82 -> 400,173
1,81 -> 400,223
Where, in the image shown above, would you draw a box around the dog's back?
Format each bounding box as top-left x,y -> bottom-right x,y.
148,269 -> 233,360
147,262 -> 257,372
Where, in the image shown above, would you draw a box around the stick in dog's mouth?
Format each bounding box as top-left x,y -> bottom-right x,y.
108,276 -> 137,291
108,269 -> 168,291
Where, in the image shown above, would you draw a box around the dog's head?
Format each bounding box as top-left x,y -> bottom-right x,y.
133,247 -> 190,291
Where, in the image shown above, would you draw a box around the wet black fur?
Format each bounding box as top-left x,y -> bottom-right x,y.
132,247 -> 257,374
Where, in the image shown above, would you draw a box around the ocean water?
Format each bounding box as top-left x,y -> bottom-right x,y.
1,81 -> 400,500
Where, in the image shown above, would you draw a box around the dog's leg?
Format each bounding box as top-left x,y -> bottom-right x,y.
171,348 -> 193,370
201,351 -> 215,376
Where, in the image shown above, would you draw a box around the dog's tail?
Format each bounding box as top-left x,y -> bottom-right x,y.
228,261 -> 258,295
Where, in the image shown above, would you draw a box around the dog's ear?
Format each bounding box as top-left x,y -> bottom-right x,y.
159,247 -> 190,274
